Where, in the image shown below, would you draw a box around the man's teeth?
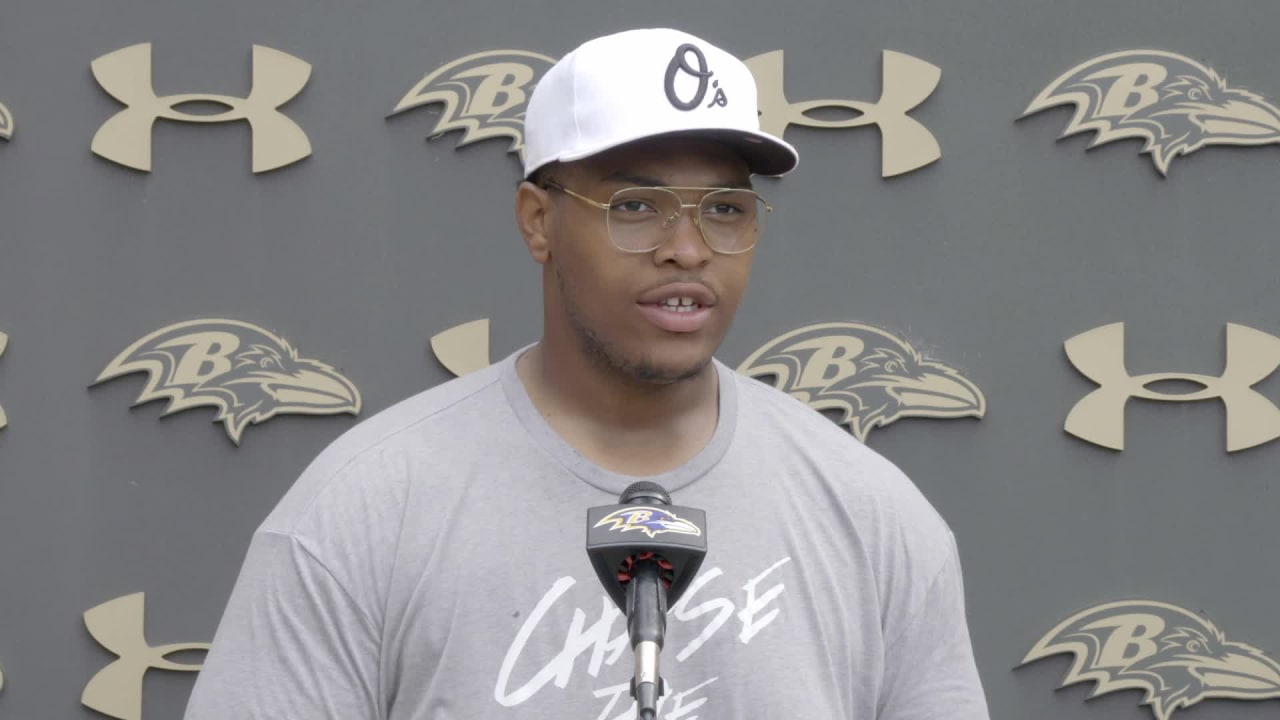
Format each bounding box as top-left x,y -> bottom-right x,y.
660,297 -> 701,312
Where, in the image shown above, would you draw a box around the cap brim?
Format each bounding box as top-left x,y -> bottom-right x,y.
697,128 -> 799,177
525,128 -> 798,178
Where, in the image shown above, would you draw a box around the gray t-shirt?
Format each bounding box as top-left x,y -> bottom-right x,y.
184,350 -> 990,719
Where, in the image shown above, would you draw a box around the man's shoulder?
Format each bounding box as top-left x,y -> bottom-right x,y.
729,365 -> 884,463
261,363 -> 508,532
331,363 -> 506,457
728,365 -> 953,537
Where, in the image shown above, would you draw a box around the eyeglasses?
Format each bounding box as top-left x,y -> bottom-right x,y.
541,180 -> 771,254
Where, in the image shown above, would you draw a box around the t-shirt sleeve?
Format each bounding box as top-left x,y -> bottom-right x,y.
183,530 -> 382,720
876,539 -> 990,720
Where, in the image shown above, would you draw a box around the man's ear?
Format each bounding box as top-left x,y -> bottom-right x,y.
515,181 -> 552,265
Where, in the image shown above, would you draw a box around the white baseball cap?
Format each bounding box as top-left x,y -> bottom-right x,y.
523,28 -> 799,178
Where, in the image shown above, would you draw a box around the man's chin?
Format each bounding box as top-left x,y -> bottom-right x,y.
568,314 -> 721,386
621,353 -> 714,386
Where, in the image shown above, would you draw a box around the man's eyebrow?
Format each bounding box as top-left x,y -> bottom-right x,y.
599,171 -> 666,186
599,171 -> 754,189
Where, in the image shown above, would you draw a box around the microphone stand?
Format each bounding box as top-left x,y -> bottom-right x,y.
586,481 -> 707,720
627,558 -> 667,718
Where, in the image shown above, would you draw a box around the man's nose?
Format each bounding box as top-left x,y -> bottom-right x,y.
652,209 -> 712,268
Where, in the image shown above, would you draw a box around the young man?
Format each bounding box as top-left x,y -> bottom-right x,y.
185,28 -> 990,719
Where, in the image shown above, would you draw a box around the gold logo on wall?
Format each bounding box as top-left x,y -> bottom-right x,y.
1021,600 -> 1280,720
746,50 -> 941,177
738,322 -> 984,440
391,48 -> 941,177
1065,322 -> 1280,452
83,593 -> 210,720
0,331 -> 8,431
92,318 -> 361,445
91,43 -> 312,173
0,101 -> 13,140
1022,50 -> 1280,175
430,318 -> 491,376
390,50 -> 556,160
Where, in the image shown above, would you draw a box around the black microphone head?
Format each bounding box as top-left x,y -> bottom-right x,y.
619,481 -> 670,506
588,481 -> 707,611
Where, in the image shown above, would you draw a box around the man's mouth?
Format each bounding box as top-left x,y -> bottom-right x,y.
656,297 -> 704,313
635,284 -> 717,333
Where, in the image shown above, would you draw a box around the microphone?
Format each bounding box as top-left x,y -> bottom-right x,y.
586,482 -> 708,719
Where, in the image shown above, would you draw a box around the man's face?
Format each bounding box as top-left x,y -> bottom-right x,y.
539,137 -> 757,385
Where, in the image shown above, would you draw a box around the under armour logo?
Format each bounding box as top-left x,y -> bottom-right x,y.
0,101 -> 13,140
1065,322 -> 1280,452
746,50 -> 941,177
665,44 -> 727,110
82,593 -> 210,720
91,43 -> 312,173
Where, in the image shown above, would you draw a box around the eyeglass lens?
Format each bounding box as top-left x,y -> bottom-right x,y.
605,187 -> 766,253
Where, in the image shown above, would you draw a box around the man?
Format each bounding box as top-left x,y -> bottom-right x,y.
185,28 -> 989,719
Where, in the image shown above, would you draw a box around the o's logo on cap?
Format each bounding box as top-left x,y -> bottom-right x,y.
664,44 -> 728,111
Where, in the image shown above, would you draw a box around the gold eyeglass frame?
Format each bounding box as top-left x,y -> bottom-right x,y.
541,180 -> 771,255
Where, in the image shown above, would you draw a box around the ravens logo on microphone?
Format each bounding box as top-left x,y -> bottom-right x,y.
92,319 -> 361,445
1021,600 -> 1280,720
738,322 -> 984,441
389,50 -> 556,160
1022,50 -> 1280,175
594,507 -> 702,539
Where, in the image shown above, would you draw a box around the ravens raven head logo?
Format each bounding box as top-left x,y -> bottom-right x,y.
0,101 -> 12,140
1021,600 -> 1280,720
594,507 -> 702,539
389,50 -> 556,160
92,319 -> 361,445
1022,50 -> 1280,176
738,322 -> 985,441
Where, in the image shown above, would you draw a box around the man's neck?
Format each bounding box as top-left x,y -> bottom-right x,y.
516,340 -> 720,476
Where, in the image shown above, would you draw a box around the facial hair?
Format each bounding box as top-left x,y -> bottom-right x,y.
554,261 -> 709,386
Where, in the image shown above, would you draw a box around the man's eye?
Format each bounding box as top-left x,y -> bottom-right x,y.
705,203 -> 744,215
612,200 -> 657,213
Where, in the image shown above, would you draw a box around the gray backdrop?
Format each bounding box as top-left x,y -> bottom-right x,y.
2,0 -> 1279,718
